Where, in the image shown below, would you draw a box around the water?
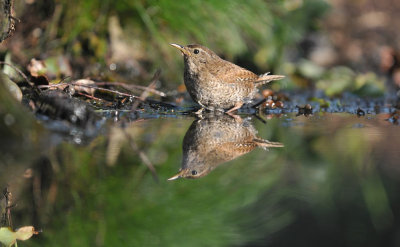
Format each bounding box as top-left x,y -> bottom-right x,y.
2,106 -> 400,246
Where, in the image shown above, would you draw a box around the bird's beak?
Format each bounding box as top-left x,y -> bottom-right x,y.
167,169 -> 185,181
170,43 -> 189,56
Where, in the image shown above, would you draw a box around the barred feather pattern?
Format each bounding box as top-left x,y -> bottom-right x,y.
255,74 -> 285,87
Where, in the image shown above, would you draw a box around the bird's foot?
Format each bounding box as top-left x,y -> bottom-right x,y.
194,107 -> 205,117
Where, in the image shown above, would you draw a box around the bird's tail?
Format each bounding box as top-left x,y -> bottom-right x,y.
255,73 -> 285,87
253,138 -> 284,149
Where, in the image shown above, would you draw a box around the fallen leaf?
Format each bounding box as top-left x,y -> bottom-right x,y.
74,79 -> 96,96
27,58 -> 47,77
0,226 -> 39,247
15,226 -> 38,241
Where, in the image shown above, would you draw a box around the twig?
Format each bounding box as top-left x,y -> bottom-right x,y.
139,69 -> 161,101
10,16 -> 21,23
76,92 -> 105,101
38,82 -> 140,99
131,69 -> 162,111
0,61 -> 33,86
95,81 -> 166,97
75,84 -> 138,98
251,98 -> 267,108
58,76 -> 71,84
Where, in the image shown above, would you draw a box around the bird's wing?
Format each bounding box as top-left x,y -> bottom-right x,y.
254,73 -> 285,87
217,142 -> 258,159
252,138 -> 284,148
210,61 -> 258,84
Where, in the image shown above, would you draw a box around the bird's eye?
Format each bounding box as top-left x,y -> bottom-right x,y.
191,170 -> 198,175
193,49 -> 200,54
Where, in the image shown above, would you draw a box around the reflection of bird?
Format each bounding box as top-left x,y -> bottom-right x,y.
171,44 -> 284,113
168,115 -> 283,180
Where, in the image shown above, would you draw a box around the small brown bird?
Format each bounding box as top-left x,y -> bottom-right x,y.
168,114 -> 283,180
171,43 -> 285,113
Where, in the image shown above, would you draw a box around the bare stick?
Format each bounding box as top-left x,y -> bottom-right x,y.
38,82 -> 140,99
58,76 -> 71,84
95,81 -> 166,97
131,69 -> 162,110
76,92 -> 105,101
0,61 -> 33,86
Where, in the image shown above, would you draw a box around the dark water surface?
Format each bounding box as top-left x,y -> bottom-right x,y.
2,108 -> 400,246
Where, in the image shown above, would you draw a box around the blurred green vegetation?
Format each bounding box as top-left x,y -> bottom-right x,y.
5,0 -> 388,96
283,60 -> 386,96
9,115 -> 395,247
1,79 -> 400,246
22,119 -> 285,246
7,0 -> 330,86
1,1 -> 399,245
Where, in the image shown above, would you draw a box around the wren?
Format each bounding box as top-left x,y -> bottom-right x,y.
171,43 -> 285,113
168,114 -> 283,180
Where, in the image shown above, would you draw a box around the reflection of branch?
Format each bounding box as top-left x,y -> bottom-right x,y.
251,98 -> 267,108
1,187 -> 13,229
124,131 -> 159,183
1,189 -> 6,226
253,113 -> 267,124
33,170 -> 42,221
0,0 -> 16,42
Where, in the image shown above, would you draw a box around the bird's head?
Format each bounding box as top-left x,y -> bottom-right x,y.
170,43 -> 220,74
167,167 -> 211,180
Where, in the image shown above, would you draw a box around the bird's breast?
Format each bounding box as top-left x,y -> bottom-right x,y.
183,68 -> 257,109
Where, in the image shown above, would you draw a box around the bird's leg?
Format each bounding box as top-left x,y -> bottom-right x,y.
194,107 -> 204,115
226,101 -> 244,114
225,102 -> 244,122
193,101 -> 207,115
